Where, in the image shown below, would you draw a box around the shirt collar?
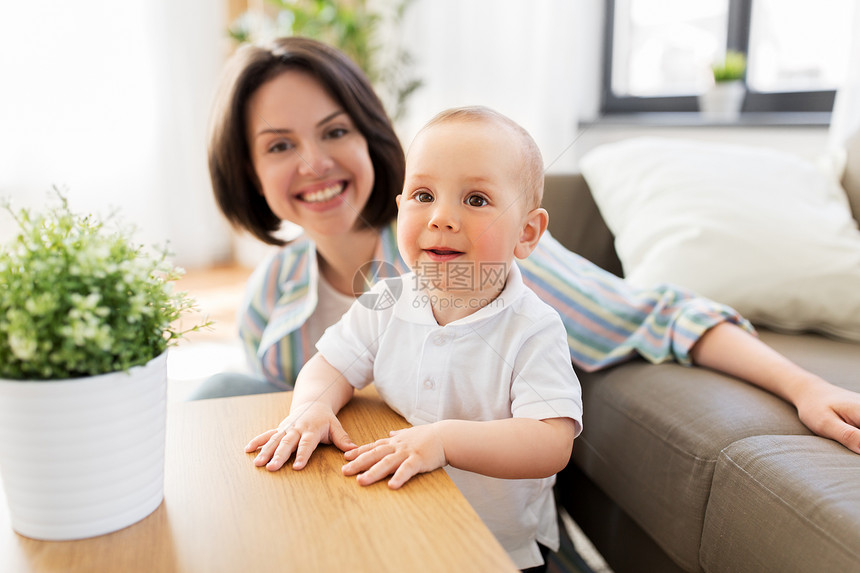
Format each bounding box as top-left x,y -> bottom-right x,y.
392,263 -> 527,327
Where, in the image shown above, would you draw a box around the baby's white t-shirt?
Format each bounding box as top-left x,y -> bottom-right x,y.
316,264 -> 583,569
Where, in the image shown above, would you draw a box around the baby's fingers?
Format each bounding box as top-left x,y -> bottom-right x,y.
292,432 -> 322,470
245,429 -> 278,453
387,458 -> 421,490
257,429 -> 294,470
342,442 -> 392,476
330,418 -> 357,453
355,454 -> 402,487
343,440 -> 383,461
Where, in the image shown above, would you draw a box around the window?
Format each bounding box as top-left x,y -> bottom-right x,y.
603,0 -> 855,115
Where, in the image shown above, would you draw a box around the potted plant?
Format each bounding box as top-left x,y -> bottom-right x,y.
0,190 -> 209,541
699,50 -> 747,121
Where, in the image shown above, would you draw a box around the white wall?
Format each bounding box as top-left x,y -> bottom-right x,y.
1,1 -> 842,269
573,124 -> 830,165
396,0 -> 605,173
0,1 -> 233,269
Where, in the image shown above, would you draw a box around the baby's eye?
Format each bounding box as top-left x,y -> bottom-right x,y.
414,191 -> 434,203
465,194 -> 488,207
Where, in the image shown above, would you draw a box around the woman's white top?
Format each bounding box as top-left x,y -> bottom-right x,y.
305,272 -> 355,349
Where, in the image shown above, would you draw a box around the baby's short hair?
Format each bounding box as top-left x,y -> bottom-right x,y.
420,106 -> 545,211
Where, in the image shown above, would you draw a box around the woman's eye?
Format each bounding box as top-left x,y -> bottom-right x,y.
267,139 -> 293,153
326,127 -> 348,139
415,191 -> 434,203
466,194 -> 488,207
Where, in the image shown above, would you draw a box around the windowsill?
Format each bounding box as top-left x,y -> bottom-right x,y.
584,111 -> 831,128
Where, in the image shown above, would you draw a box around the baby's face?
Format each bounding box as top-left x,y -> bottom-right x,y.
397,120 -> 532,297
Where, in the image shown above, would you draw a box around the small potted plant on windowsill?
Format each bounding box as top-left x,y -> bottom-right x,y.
0,190 -> 210,541
699,50 -> 747,121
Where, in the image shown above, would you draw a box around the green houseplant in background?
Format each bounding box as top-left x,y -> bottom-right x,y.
228,0 -> 422,122
699,50 -> 748,122
0,190 -> 209,541
711,50 -> 747,83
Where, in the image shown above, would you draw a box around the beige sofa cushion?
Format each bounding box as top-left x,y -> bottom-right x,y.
580,137 -> 860,343
701,435 -> 860,573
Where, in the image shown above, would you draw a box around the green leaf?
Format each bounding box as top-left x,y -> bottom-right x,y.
0,189 -> 210,380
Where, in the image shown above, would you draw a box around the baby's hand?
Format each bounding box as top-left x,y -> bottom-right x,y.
342,424 -> 447,489
245,402 -> 356,471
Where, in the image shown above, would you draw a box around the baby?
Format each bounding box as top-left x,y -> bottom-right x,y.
247,106 -> 583,570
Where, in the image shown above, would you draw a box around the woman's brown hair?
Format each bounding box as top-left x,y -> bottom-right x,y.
207,37 -> 404,245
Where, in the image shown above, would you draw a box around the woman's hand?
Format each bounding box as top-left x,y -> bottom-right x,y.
792,377 -> 860,455
341,424 -> 447,489
691,323 -> 860,454
245,401 -> 357,471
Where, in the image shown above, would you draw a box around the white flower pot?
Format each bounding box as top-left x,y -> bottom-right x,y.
0,352 -> 167,540
698,80 -> 746,121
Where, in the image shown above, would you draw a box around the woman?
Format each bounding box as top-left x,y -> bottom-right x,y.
200,37 -> 860,456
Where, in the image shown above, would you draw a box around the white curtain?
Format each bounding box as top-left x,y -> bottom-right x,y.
398,0 -> 602,173
0,1 -> 231,268
828,4 -> 860,151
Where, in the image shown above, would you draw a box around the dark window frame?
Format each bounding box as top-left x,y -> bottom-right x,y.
601,0 -> 837,115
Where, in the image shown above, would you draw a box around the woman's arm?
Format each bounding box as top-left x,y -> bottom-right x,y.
523,235 -> 860,454
245,353 -> 356,470
691,323 -> 860,454
342,417 -> 576,489
519,234 -> 756,372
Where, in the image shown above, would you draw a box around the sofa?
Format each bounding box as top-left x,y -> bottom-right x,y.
545,130 -> 860,573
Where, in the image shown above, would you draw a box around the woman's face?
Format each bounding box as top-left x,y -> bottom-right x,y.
246,70 -> 375,239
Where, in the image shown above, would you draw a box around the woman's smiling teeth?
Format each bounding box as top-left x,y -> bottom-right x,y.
300,182 -> 345,203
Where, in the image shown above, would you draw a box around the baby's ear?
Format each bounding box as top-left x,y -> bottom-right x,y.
395,194 -> 402,209
514,208 -> 548,259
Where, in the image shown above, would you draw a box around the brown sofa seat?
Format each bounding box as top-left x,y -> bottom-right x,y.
564,328 -> 860,572
701,434 -> 860,572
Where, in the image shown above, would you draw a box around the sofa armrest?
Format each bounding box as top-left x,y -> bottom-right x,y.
542,173 -> 624,277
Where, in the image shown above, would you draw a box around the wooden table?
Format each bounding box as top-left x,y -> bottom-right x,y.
0,388 -> 517,572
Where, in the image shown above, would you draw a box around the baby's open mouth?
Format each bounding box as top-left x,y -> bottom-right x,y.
299,182 -> 346,203
427,248 -> 463,256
